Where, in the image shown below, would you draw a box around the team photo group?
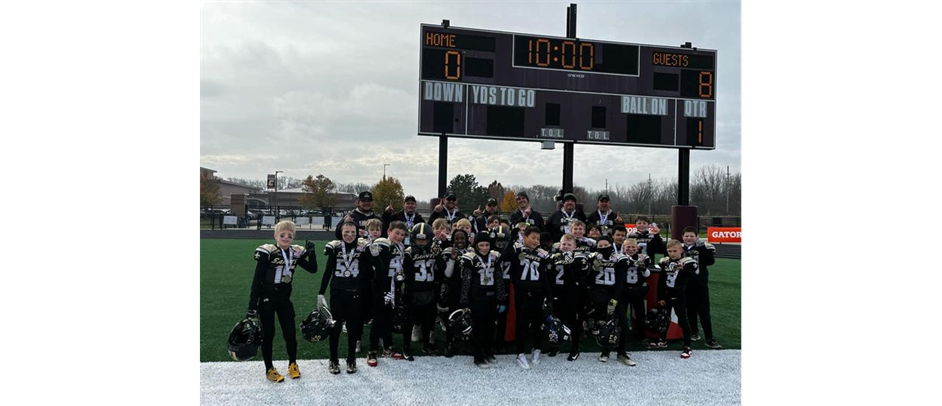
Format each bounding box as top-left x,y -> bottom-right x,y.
230,189 -> 721,382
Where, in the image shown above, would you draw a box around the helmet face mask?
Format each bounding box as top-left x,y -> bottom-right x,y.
448,309 -> 473,341
228,316 -> 262,361
411,223 -> 433,250
490,225 -> 511,250
300,308 -> 335,343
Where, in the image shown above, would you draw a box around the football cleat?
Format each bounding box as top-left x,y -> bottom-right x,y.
706,339 -> 723,349
599,352 -> 609,363
392,352 -> 405,360
617,353 -> 637,367
367,351 -> 378,367
516,354 -> 531,370
657,340 -> 668,348
346,360 -> 357,374
486,354 -> 497,364
532,349 -> 541,365
288,362 -> 300,379
266,367 -> 285,383
328,361 -> 340,375
691,333 -> 702,342
403,351 -> 415,362
681,346 -> 692,359
474,356 -> 489,369
567,351 -> 580,361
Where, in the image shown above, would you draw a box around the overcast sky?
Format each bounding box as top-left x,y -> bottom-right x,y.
200,0 -> 741,199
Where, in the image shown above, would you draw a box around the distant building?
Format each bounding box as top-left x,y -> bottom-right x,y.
248,187 -> 356,212
201,167 -> 355,211
201,167 -> 263,206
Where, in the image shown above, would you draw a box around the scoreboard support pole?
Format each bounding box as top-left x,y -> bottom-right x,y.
563,143 -> 574,195
562,3 -> 577,194
670,41 -> 699,239
439,134 -> 448,198
678,148 -> 689,205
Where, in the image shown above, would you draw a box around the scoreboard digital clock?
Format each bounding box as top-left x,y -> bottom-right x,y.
418,24 -> 718,149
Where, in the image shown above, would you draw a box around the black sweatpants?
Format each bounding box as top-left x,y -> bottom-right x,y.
328,289 -> 363,363
258,288 -> 297,371
663,289 -> 692,347
622,285 -> 649,338
470,297 -> 498,358
369,296 -> 394,352
514,289 -> 544,355
403,301 -> 436,352
494,282 -> 512,347
686,278 -> 714,340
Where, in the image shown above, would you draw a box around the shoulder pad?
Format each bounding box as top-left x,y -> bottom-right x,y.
637,253 -> 650,263
680,257 -> 698,266
615,254 -> 629,263
325,240 -> 342,254
583,237 -> 597,246
703,242 -> 716,251
443,247 -> 453,254
290,244 -> 305,256
255,244 -> 276,261
373,238 -> 390,246
659,257 -> 671,265
405,247 -> 415,255
536,248 -> 549,259
552,242 -> 561,249
461,252 -> 476,260
357,238 -> 370,248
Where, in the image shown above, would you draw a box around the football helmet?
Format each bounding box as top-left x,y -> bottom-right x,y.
227,315 -> 262,361
411,223 -> 433,250
591,318 -> 621,347
645,307 -> 671,333
300,307 -> 335,342
489,225 -> 511,251
448,308 -> 473,341
541,314 -> 572,346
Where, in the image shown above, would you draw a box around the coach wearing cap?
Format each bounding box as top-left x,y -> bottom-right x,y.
546,192 -> 587,242
586,194 -> 624,237
429,191 -> 467,225
383,195 -> 426,241
335,190 -> 380,239
509,191 -> 545,231
471,197 -> 500,234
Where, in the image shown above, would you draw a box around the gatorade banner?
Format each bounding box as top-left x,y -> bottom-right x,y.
707,227 -> 742,243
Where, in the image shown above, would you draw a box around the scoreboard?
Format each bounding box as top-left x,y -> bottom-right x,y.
418,24 -> 717,149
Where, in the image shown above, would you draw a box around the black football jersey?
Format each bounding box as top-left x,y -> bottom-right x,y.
586,210 -> 619,236
683,241 -> 716,279
586,252 -> 627,299
500,242 -> 553,294
319,238 -> 370,294
625,253 -> 652,287
459,251 -> 507,306
657,257 -> 699,297
248,243 -> 316,311
628,230 -> 666,259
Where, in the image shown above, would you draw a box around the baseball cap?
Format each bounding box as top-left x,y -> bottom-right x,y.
515,191 -> 529,200
404,195 -> 416,203
358,191 -> 373,201
563,193 -> 577,202
598,194 -> 610,202
486,198 -> 498,206
445,192 -> 457,200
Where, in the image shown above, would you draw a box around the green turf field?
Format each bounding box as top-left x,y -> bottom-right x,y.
200,238 -> 741,362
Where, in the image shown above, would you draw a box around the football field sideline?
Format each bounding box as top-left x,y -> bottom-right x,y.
200,349 -> 741,405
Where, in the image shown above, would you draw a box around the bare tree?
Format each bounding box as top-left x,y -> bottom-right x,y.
653,179 -> 677,214
336,182 -> 373,194
689,165 -> 726,215
487,180 -> 505,201
727,172 -> 741,215
225,177 -> 266,189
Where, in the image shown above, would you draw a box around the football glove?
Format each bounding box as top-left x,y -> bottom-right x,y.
317,294 -> 328,310
497,305 -> 507,314
607,299 -> 618,315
